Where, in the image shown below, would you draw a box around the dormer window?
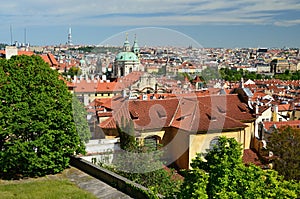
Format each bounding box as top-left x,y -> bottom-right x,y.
130,110 -> 139,120
157,109 -> 166,118
176,113 -> 191,121
207,113 -> 217,121
217,106 -> 226,114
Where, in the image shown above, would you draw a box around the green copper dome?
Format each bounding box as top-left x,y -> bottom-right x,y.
115,51 -> 139,62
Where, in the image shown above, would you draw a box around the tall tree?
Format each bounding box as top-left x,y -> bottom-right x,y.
100,118 -> 182,196
72,95 -> 91,143
268,126 -> 300,181
117,117 -> 138,151
0,55 -> 85,179
176,136 -> 299,198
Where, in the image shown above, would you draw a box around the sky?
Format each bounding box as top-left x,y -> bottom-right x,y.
0,0 -> 300,48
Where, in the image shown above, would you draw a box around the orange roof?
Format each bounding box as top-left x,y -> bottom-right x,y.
40,54 -> 51,64
100,94 -> 252,133
73,79 -> 98,93
263,120 -> 300,130
171,97 -> 247,132
277,104 -> 292,112
96,81 -> 124,93
47,53 -> 58,65
252,91 -> 267,100
39,53 -> 58,67
18,51 -> 34,56
0,49 -> 34,56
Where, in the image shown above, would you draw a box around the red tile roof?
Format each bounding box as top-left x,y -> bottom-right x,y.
171,97 -> 247,132
263,120 -> 300,130
129,98 -> 180,131
40,54 -> 51,64
100,94 -> 252,133
277,104 -> 292,112
96,81 -> 124,93
73,79 -> 98,93
196,94 -> 255,122
243,149 -> 263,166
18,51 -> 34,56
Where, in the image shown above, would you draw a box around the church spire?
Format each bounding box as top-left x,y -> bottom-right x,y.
123,33 -> 130,52
132,34 -> 140,56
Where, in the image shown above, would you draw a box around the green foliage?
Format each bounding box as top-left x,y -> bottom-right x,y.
0,43 -> 8,50
70,46 -> 95,53
0,179 -> 97,199
268,126 -> 300,181
100,118 -> 182,196
101,148 -> 182,196
72,95 -> 91,143
117,117 -> 138,151
201,67 -> 220,81
173,168 -> 208,199
124,182 -> 160,199
0,55 -> 85,179
175,136 -> 299,199
219,67 -> 300,81
64,66 -> 81,77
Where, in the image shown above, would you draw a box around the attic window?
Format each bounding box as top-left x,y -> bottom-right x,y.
130,110 -> 139,120
206,114 -> 217,121
157,109 -> 166,118
176,113 -> 191,121
217,106 -> 226,114
176,116 -> 185,121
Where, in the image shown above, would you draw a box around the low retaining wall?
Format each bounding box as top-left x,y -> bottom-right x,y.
70,156 -> 163,199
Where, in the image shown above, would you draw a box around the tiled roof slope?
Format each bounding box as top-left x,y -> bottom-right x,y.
100,94 -> 252,133
171,97 -> 247,132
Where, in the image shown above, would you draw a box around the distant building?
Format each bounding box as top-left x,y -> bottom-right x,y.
270,58 -> 290,74
256,62 -> 271,74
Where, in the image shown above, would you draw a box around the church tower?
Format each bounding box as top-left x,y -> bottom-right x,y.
131,34 -> 140,57
123,33 -> 131,52
113,34 -> 140,77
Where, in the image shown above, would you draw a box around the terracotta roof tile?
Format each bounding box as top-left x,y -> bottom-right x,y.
277,104 -> 292,112
96,81 -> 124,92
243,149 -> 263,166
73,79 -> 98,93
263,120 -> 300,130
171,97 -> 247,132
100,94 -> 253,133
18,51 -> 34,56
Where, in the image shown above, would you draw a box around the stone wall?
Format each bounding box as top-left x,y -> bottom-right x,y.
70,156 -> 163,199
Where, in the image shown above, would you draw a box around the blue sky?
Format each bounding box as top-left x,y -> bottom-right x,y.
0,0 -> 299,48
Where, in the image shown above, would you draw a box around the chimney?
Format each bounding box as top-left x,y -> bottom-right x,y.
255,104 -> 259,115
122,90 -> 127,98
272,105 -> 278,122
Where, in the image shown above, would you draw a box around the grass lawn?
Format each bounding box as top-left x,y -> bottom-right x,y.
0,177 -> 97,199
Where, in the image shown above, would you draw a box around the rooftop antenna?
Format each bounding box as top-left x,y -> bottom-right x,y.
24,28 -> 27,45
68,26 -> 72,46
10,24 -> 13,45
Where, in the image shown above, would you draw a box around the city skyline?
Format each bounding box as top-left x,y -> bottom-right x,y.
0,0 -> 299,48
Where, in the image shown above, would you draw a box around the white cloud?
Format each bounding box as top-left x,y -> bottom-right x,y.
274,19 -> 300,27
1,0 -> 300,27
